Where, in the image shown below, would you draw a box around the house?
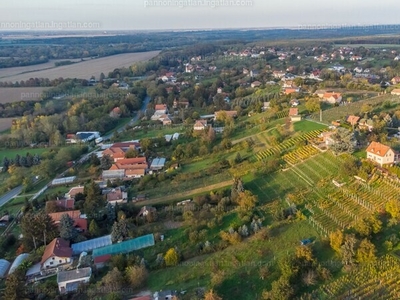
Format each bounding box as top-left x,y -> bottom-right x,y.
321,92 -> 342,104
48,210 -> 88,232
250,70 -> 259,78
289,108 -> 301,122
272,70 -> 286,78
193,120 -> 208,131
319,131 -> 336,147
290,99 -> 300,107
57,267 -> 92,294
65,186 -> 84,199
45,198 -> 75,211
102,142 -> 140,162
262,102 -> 271,111
251,81 -> 262,88
347,115 -> 360,126
106,187 -> 128,206
185,64 -> 194,73
391,89 -> 400,96
125,169 -> 146,178
283,87 -> 300,95
109,107 -> 121,118
41,238 -> 72,270
75,131 -> 100,143
390,77 -> 400,85
152,104 -> 170,122
366,141 -> 397,166
93,254 -> 111,268
173,100 -> 189,109
314,90 -> 327,98
137,206 -> 157,218
358,118 -> 374,131
153,290 -> 177,300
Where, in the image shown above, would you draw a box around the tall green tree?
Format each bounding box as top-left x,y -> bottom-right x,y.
20,212 -> 58,250
59,213 -> 78,242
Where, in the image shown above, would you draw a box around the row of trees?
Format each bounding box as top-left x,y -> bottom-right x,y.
2,153 -> 41,172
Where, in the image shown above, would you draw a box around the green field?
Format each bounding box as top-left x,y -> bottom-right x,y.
293,120 -> 328,133
0,147 -> 48,165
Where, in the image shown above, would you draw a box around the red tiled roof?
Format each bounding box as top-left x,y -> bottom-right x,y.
347,115 -> 360,125
366,141 -> 392,157
48,210 -> 87,231
155,104 -> 167,111
116,157 -> 147,165
125,169 -> 146,176
49,210 -> 81,222
94,254 -> 111,264
46,199 -> 75,210
41,238 -> 72,265
289,108 -> 299,116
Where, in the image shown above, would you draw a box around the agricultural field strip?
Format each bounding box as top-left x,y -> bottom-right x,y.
305,255 -> 400,299
282,145 -> 320,165
255,129 -> 325,161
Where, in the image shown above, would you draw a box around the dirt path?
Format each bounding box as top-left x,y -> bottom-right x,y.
138,179 -> 233,206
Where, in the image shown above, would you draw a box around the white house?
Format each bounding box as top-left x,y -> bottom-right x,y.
57,267 -> 92,294
366,141 -> 397,166
193,120 -> 208,131
41,238 -> 72,270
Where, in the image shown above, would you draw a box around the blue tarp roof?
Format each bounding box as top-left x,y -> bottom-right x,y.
92,234 -> 155,258
71,235 -> 112,255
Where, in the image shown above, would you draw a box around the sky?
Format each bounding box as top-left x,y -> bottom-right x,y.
1,0 -> 400,31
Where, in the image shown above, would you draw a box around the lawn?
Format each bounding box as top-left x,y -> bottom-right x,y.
116,125 -> 185,141
293,120 -> 328,133
0,147 -> 48,165
146,220 -> 323,300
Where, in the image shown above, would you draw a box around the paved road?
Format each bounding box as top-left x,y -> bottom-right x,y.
0,185 -> 23,208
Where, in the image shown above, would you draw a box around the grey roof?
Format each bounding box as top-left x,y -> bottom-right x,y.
8,253 -> 29,275
57,267 -> 92,283
71,235 -> 112,255
0,259 -> 10,278
150,158 -> 166,168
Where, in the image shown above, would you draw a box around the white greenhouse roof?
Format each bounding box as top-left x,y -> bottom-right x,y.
71,235 -> 112,255
150,158 -> 166,168
8,253 -> 29,275
0,259 -> 10,278
51,176 -> 76,186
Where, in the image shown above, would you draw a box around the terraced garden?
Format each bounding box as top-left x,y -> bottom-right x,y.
255,129 -> 326,161
282,145 -> 320,165
300,255 -> 400,299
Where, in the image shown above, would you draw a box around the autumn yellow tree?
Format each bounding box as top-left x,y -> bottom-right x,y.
356,239 -> 377,263
125,264 -> 148,289
386,199 -> 400,220
164,248 -> 179,266
329,230 -> 344,254
236,190 -> 257,211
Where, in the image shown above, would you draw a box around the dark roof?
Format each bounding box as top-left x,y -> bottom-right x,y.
41,238 -> 72,265
57,267 -> 92,283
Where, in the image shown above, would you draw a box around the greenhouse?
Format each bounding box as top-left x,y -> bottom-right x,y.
71,235 -> 112,255
0,259 -> 10,278
8,253 -> 29,275
92,234 -> 155,258
51,176 -> 76,186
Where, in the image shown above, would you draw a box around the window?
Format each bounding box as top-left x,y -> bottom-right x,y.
59,260 -> 62,263
52,257 -> 55,260
50,262 -> 53,265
